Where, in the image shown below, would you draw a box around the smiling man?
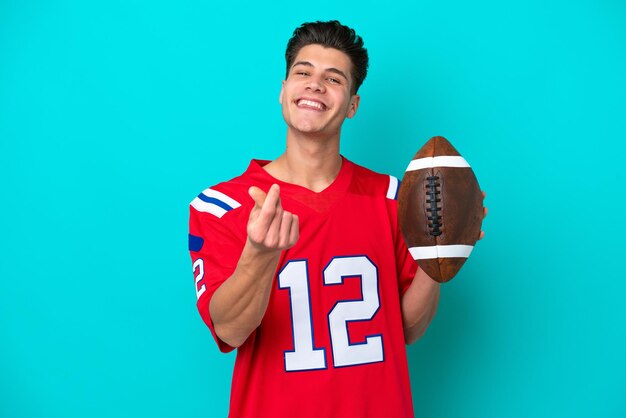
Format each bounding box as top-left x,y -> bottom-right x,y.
189,21 -> 441,418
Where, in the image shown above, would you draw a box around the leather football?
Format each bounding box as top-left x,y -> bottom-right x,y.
397,136 -> 483,282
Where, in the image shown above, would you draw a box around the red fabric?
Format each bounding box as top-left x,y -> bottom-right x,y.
189,158 -> 418,418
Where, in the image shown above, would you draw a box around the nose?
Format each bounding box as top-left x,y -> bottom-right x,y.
305,75 -> 325,93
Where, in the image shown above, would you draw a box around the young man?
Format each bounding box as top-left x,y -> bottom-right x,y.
189,21 -> 441,417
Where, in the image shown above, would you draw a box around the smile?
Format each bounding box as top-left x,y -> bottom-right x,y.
296,98 -> 327,111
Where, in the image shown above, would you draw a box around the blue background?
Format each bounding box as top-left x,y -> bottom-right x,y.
2,0 -> 625,417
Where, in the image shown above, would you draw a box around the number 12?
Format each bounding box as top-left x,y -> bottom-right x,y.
277,256 -> 384,372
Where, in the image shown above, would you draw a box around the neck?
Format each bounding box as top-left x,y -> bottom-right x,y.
264,129 -> 342,192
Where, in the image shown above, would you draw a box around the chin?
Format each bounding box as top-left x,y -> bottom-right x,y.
291,121 -> 324,134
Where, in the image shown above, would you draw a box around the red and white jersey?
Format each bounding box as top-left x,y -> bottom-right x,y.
189,158 -> 418,418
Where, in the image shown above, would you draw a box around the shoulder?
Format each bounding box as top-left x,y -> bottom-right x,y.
189,161 -> 268,222
190,176 -> 252,220
347,159 -> 401,201
188,169 -> 256,252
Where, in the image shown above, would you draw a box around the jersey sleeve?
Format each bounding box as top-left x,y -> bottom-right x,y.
387,175 -> 418,295
188,187 -> 248,353
395,219 -> 418,296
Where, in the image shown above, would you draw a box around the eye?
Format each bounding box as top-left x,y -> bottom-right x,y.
327,77 -> 341,84
296,71 -> 309,76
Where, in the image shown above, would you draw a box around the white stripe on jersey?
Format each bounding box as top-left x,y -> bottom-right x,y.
190,197 -> 227,218
190,188 -> 241,218
386,175 -> 399,200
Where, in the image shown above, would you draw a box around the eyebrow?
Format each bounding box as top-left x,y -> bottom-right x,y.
292,61 -> 349,81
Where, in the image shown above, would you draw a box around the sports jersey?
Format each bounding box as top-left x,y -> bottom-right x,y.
189,157 -> 418,418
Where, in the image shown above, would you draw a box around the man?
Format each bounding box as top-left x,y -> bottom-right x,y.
189,21 -> 446,417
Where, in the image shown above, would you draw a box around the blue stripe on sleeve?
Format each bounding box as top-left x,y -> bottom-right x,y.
197,193 -> 234,211
188,234 -> 204,252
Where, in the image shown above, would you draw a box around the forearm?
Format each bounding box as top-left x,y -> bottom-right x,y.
209,239 -> 282,347
401,267 -> 441,345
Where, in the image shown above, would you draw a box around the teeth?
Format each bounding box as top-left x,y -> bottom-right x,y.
298,99 -> 324,110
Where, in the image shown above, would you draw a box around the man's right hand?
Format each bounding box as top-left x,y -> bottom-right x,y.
247,184 -> 299,252
209,184 -> 299,348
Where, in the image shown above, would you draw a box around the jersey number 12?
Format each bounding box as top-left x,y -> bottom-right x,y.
278,256 -> 383,372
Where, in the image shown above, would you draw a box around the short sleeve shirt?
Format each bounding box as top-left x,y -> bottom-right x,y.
189,158 -> 418,418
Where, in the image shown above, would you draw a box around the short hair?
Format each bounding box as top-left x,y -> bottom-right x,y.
285,20 -> 369,94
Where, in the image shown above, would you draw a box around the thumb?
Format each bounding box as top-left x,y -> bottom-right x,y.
248,186 -> 267,209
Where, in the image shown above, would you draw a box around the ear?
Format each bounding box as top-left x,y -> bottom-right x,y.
279,80 -> 285,104
346,94 -> 360,119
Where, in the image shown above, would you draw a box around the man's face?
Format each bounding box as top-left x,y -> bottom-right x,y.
280,44 -> 360,138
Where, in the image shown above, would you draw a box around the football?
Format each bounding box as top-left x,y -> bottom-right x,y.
397,136 -> 483,282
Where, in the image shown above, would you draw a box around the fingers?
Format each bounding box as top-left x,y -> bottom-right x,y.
479,190 -> 487,240
249,184 -> 281,235
249,184 -> 281,210
263,184 -> 281,212
264,202 -> 284,246
248,186 -> 267,209
247,184 -> 299,251
481,190 -> 488,219
278,211 -> 298,248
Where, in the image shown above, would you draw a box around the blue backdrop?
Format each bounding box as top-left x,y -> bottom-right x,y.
2,1 -> 625,417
